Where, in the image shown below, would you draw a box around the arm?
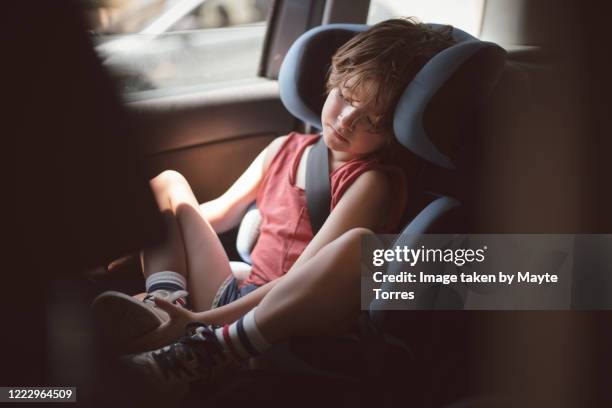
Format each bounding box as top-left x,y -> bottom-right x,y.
200,136 -> 287,233
291,169 -> 392,270
194,169 -> 393,325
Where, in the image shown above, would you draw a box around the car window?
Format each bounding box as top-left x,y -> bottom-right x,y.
367,0 -> 484,37
87,0 -> 274,99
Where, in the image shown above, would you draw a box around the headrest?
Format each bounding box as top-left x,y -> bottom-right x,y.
279,24 -> 367,130
279,23 -> 507,169
395,25 -> 507,169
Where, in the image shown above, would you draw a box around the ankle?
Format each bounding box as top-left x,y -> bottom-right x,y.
145,271 -> 187,293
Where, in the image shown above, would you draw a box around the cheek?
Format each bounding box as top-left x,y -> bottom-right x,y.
355,132 -> 389,152
320,103 -> 330,125
321,95 -> 340,122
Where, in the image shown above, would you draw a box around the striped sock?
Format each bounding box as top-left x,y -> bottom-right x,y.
145,271 -> 186,293
214,308 -> 271,360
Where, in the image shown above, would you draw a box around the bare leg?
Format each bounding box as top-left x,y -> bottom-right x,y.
122,228 -> 375,387
254,228 -> 370,343
141,210 -> 187,279
145,170 -> 231,311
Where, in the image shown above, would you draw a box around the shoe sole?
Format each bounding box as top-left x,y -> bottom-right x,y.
92,291 -> 168,350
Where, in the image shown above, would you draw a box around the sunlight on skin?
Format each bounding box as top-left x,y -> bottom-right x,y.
321,78 -> 391,164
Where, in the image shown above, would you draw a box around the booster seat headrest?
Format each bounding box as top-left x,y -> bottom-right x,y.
279,24 -> 368,130
278,23 -> 507,169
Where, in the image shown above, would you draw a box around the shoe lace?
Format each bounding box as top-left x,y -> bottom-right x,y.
151,323 -> 225,381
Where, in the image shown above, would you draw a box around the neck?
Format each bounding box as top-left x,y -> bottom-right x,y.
328,148 -> 369,172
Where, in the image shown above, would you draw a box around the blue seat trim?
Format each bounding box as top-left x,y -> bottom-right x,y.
369,196 -> 461,324
392,25 -> 505,168
394,41 -> 504,169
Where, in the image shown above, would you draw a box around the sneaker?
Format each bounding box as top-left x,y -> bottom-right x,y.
92,289 -> 189,350
122,323 -> 233,395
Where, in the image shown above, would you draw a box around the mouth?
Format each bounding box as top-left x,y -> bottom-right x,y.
329,125 -> 349,144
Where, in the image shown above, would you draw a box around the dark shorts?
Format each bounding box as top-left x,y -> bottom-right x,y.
211,276 -> 260,308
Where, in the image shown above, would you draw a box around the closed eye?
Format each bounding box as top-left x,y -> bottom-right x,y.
338,90 -> 351,104
338,88 -> 358,107
365,116 -> 385,134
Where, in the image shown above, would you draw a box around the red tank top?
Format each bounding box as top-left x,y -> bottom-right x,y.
244,132 -> 407,286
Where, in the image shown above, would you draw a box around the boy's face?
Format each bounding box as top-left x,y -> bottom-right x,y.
321,78 -> 391,160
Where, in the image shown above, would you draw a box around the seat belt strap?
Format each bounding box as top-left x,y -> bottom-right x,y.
305,135 -> 331,235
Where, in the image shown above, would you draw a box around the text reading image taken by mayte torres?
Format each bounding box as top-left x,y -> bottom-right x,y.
361,235 -> 576,310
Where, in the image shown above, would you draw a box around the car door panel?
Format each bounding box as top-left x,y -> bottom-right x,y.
132,81 -> 295,202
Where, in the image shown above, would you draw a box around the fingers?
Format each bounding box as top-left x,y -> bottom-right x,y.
153,297 -> 195,321
153,297 -> 181,317
123,301 -> 196,353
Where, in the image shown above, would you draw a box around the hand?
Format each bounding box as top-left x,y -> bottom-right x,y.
125,298 -> 200,353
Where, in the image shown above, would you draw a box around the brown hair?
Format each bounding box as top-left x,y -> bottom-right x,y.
327,17 -> 456,133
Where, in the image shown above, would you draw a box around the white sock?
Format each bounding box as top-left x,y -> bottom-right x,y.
145,271 -> 186,293
214,308 -> 271,360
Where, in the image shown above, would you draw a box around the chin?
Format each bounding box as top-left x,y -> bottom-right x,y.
322,129 -> 346,152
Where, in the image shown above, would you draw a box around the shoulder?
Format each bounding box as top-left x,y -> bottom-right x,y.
347,169 -> 392,199
347,168 -> 407,233
332,157 -> 393,202
263,135 -> 289,170
332,167 -> 392,212
263,133 -> 320,171
325,168 -> 394,232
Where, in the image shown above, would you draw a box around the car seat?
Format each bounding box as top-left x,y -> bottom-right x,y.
210,22 -> 507,405
207,21 -> 508,406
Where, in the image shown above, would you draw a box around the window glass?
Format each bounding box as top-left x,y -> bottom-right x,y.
85,0 -> 274,98
367,0 -> 484,37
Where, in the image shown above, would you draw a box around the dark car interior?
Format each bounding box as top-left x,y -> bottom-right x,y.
4,0 -> 612,407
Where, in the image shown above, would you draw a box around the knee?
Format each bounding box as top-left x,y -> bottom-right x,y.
340,227 -> 375,244
331,228 -> 375,262
151,169 -> 188,190
323,228 -> 375,281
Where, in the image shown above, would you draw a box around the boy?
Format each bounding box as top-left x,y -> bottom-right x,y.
95,17 -> 455,393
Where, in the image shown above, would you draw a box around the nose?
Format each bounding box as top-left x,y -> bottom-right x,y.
338,105 -> 358,131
